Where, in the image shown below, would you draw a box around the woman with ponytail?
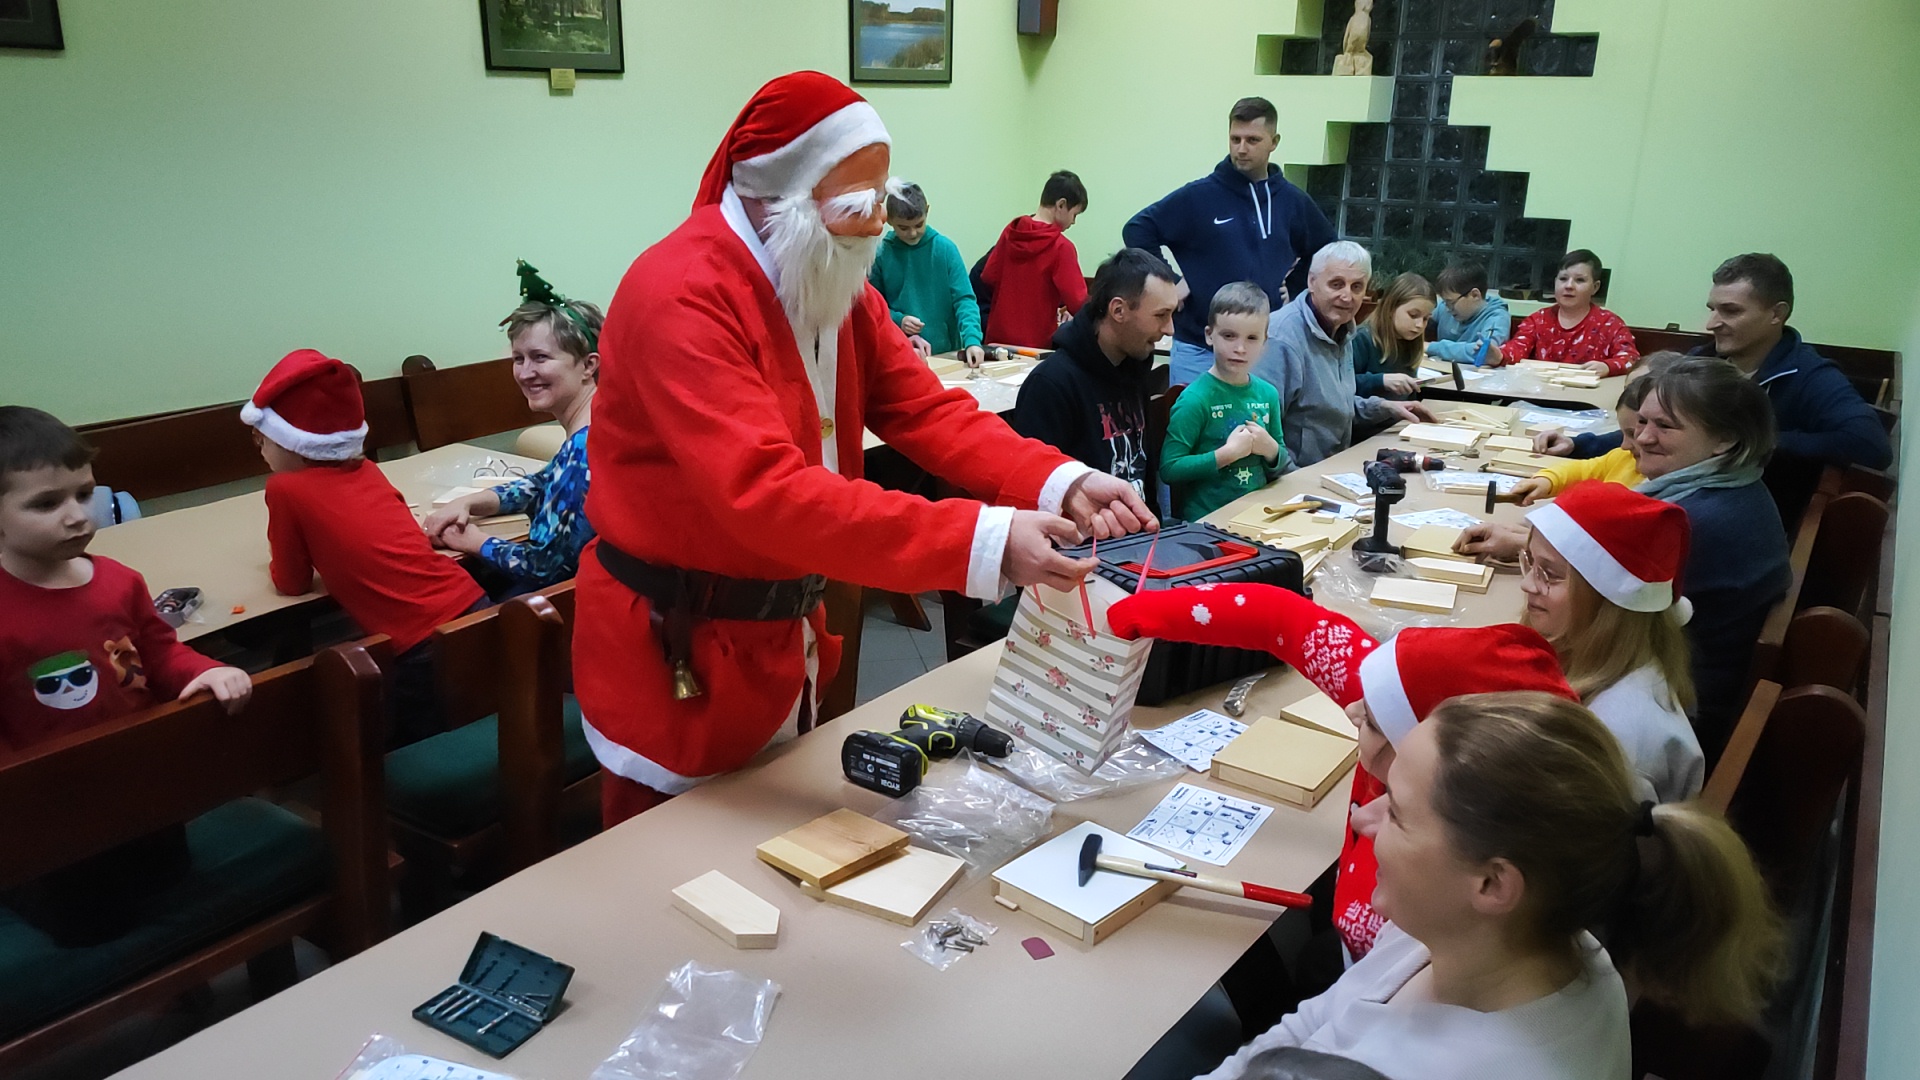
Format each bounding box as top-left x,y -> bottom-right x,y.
1200,692 -> 1782,1080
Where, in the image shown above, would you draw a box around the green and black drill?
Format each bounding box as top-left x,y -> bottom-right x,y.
841,704 -> 1014,797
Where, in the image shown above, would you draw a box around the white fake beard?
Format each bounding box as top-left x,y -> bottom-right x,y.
761,190 -> 883,339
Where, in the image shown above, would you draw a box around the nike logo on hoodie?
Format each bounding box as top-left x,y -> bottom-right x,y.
1213,217 -> 1234,225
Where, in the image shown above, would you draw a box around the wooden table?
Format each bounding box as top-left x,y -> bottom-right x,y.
108,421 -> 1585,1080
87,444 -> 546,641
861,353 -> 1039,452
1421,362 -> 1627,413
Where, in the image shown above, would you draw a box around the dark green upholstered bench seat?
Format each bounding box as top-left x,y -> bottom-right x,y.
385,695 -> 594,840
0,798 -> 326,1040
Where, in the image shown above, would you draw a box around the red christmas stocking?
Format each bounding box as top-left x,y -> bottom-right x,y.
1106,583 -> 1378,707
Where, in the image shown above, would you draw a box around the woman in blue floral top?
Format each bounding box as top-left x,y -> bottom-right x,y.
424,264 -> 600,594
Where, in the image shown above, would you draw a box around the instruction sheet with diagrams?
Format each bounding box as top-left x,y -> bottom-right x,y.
1128,783 -> 1274,866
1137,709 -> 1247,772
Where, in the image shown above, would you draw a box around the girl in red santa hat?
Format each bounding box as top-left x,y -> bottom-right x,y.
1106,581 -> 1578,973
1517,481 -> 1704,803
243,349 -> 489,746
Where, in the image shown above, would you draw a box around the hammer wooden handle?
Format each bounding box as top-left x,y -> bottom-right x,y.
1094,854 -> 1312,909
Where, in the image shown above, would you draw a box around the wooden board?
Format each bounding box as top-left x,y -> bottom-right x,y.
671,871 -> 781,949
1210,717 -> 1359,808
1482,450 -> 1559,477
1370,577 -> 1458,614
1398,423 -> 1481,452
1276,515 -> 1361,552
1430,402 -> 1518,433
1548,371 -> 1602,388
991,822 -> 1180,946
1275,691 -> 1358,740
756,809 -> 910,888
1400,523 -> 1465,561
1482,434 -> 1536,454
1320,473 -> 1371,501
798,846 -> 965,926
1408,556 -> 1493,593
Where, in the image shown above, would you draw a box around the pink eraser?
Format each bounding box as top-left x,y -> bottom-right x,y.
1021,936 -> 1054,960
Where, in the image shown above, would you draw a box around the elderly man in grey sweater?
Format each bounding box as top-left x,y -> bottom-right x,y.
1255,241 -> 1434,465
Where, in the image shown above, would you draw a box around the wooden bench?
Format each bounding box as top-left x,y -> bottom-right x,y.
76,367 -> 413,501
0,641 -> 392,1071
383,582 -> 596,921
400,355 -> 541,451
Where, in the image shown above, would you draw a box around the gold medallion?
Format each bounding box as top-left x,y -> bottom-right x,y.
820,417 -> 835,439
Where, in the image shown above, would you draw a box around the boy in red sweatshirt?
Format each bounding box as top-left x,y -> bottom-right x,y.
242,350 -> 487,746
0,406 -> 252,943
982,169 -> 1091,348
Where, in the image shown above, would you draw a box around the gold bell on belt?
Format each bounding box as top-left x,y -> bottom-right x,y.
671,659 -> 703,700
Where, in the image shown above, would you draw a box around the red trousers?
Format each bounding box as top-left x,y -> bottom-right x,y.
601,771 -> 674,827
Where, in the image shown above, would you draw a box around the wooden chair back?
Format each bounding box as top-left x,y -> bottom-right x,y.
77,367 -> 413,500
1703,682 -> 1866,901
1800,491 -> 1890,618
1629,1000 -> 1770,1080
1744,480 -> 1826,691
1615,327 -> 1898,408
819,579 -> 866,723
0,641 -> 390,1068
402,354 -> 542,451
1779,606 -> 1869,698
1148,383 -> 1187,500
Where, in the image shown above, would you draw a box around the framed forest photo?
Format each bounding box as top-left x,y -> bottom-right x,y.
850,0 -> 951,85
480,0 -> 624,73
0,0 -> 64,50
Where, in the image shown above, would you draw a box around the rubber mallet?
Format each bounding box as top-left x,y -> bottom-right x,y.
1077,833 -> 1312,909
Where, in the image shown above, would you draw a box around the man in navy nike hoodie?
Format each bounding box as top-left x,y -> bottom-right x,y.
1124,96 -> 1335,386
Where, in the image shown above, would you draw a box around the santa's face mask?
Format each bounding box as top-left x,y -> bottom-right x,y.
32,652 -> 99,710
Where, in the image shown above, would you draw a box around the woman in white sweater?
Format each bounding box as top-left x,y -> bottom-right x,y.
1518,481 -> 1705,802
1202,693 -> 1781,1080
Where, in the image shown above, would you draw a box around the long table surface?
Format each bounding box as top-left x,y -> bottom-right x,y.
86,443 -> 548,641
111,419 -> 1601,1080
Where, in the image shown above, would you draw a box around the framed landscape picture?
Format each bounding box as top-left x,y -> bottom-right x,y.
480,0 -> 623,73
0,0 -> 64,50
850,0 -> 952,85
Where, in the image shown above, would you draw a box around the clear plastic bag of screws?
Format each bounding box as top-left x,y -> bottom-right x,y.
901,908 -> 999,971
337,1034 -> 526,1080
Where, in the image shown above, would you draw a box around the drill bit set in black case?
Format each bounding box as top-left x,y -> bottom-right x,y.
412,932 -> 574,1058
1064,521 -> 1304,706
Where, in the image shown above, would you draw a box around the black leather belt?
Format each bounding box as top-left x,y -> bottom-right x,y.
594,540 -> 826,700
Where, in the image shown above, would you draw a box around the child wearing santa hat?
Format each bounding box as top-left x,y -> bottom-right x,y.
1518,481 -> 1704,803
1107,582 -> 1578,966
243,350 -> 488,746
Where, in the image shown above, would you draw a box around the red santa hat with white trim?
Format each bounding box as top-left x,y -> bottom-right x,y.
693,70 -> 891,208
1526,480 -> 1693,625
1106,582 -> 1578,748
240,349 -> 368,461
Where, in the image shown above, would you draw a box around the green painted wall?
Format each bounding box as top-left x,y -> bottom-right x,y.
0,0 -> 1039,424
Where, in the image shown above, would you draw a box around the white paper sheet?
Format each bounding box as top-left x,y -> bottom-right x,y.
1128,783 -> 1274,866
1392,507 -> 1484,530
992,821 -> 1180,925
1138,709 -> 1248,772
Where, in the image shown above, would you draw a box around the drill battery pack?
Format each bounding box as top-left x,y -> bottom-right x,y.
842,730 -> 924,797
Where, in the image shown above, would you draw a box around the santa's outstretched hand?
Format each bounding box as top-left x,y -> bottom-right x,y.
1062,471 -> 1159,541
1106,583 -> 1376,707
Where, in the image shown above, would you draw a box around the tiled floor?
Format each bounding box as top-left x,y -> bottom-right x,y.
854,591 -> 951,706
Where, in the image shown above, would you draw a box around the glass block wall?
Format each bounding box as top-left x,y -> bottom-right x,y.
1281,0 -> 1598,297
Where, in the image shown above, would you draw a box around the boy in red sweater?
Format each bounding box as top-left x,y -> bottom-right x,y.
242,350 -> 487,746
982,169 -> 1091,348
0,406 -> 251,943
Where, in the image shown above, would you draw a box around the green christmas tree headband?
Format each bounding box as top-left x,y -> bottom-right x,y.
503,260 -> 599,354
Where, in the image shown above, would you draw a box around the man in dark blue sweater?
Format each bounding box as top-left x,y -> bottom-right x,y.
1123,97 -> 1335,387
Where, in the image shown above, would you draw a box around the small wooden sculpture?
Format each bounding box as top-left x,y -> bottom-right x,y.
1486,16 -> 1538,76
1332,0 -> 1375,76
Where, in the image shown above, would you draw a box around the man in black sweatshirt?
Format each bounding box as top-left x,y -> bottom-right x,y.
1014,248 -> 1181,503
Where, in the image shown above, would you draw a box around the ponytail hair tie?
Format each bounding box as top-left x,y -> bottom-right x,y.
1634,800 -> 1658,837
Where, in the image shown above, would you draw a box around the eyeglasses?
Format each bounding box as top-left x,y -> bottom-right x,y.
1518,549 -> 1567,588
474,459 -> 528,480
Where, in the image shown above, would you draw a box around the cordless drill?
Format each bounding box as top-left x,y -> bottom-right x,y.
842,704 -> 1015,797
1375,447 -> 1445,472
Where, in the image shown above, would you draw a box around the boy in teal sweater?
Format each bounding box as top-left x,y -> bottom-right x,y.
869,181 -> 986,365
1162,282 -> 1291,519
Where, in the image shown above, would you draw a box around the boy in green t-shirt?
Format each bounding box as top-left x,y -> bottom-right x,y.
1160,282 -> 1291,520
868,181 -> 986,365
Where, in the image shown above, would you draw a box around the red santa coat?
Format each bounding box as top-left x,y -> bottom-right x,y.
577,202 -> 1075,792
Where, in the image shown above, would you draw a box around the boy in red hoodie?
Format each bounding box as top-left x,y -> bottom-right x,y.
982,170 -> 1090,348
243,350 -> 487,746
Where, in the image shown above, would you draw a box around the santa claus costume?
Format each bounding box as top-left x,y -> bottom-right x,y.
577,72 -> 1089,823
1108,583 -> 1577,963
